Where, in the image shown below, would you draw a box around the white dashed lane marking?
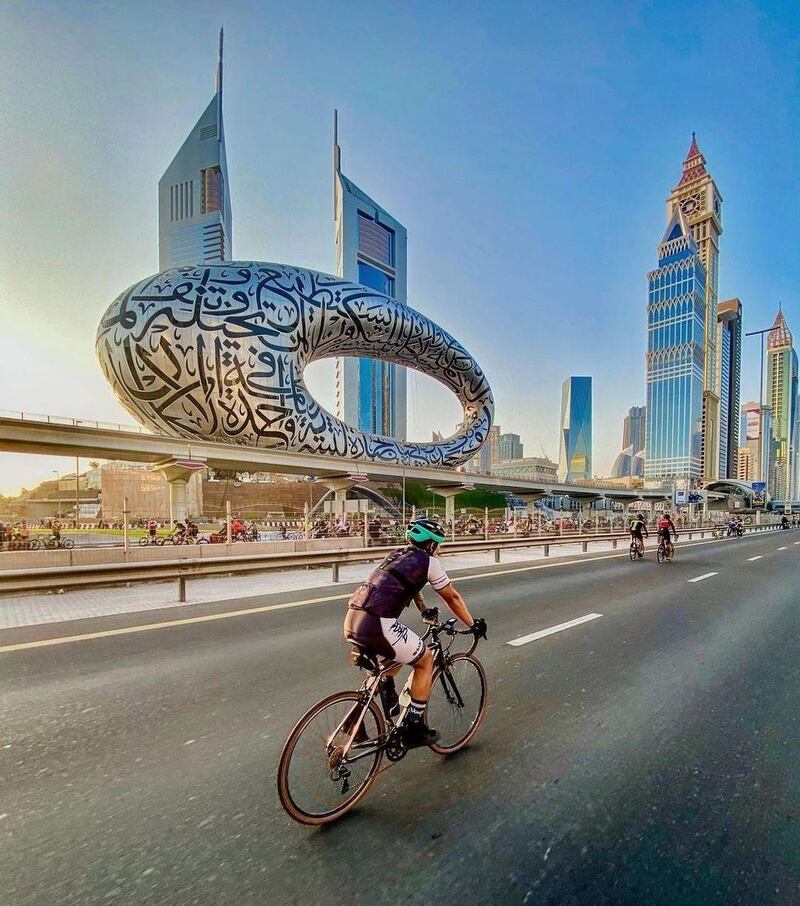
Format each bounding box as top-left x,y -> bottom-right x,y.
508,613 -> 603,647
747,556 -> 763,562
778,546 -> 788,551
688,572 -> 718,583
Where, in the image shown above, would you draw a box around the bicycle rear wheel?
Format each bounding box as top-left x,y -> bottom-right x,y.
428,654 -> 488,755
657,544 -> 665,564
277,691 -> 386,826
629,543 -> 637,562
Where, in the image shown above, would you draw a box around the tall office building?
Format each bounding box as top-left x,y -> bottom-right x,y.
739,401 -> 771,484
333,112 -> 407,440
644,207 -> 706,482
158,31 -> 233,270
498,433 -> 524,462
622,406 -> 646,454
559,377 -> 592,482
717,298 -> 742,478
665,135 -> 723,481
766,309 -> 798,499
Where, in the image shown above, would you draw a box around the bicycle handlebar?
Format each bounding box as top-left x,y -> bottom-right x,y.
421,617 -> 480,656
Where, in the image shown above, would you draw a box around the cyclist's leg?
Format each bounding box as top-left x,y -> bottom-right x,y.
377,618 -> 437,744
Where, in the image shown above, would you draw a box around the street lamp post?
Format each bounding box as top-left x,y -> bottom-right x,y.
52,470 -> 61,519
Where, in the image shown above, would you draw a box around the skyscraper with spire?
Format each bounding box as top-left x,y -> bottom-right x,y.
158,30 -> 232,270
644,207 -> 707,482
665,135 -> 723,481
333,111 -> 407,441
765,308 -> 798,499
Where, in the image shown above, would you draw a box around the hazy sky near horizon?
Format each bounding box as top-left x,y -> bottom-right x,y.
1,0 -> 798,495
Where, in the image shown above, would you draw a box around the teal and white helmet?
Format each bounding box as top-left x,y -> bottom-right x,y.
406,518 -> 445,547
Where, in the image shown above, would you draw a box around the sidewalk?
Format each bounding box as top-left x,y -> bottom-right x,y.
0,540 -> 622,630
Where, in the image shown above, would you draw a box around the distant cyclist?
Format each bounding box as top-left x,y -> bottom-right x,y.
629,512 -> 648,556
147,518 -> 158,541
657,511 -> 678,560
343,518 -> 486,748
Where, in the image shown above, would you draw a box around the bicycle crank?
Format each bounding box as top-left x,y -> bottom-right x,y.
385,728 -> 407,762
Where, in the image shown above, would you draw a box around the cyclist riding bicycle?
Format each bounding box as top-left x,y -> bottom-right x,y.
343,518 -> 486,748
657,511 -> 678,559
147,519 -> 158,540
629,512 -> 648,555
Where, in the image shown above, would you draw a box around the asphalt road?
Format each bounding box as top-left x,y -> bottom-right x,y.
2,529 -> 799,905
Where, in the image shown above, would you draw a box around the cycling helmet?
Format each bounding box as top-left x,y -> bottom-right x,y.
406,518 -> 445,546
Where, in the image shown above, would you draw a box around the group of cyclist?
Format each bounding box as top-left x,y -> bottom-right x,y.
629,511 -> 678,560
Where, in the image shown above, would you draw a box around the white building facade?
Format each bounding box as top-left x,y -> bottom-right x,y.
158,31 -> 233,270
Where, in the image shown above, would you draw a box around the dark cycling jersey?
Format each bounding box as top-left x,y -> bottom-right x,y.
345,546 -> 450,665
629,518 -> 646,538
346,546 -> 449,620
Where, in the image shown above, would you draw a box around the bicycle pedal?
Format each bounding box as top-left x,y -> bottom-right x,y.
385,728 -> 407,762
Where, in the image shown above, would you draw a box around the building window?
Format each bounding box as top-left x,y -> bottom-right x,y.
202,166 -> 224,215
358,262 -> 394,298
358,213 -> 393,267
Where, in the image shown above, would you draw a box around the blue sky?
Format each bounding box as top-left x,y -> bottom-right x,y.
1,0 -> 798,493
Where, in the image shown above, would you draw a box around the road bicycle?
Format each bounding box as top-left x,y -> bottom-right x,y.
277,617 -> 488,826
629,536 -> 645,561
43,535 -> 75,550
138,535 -> 165,547
656,534 -> 676,563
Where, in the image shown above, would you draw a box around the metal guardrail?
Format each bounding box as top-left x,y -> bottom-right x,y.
0,524 -> 783,597
0,409 -> 150,434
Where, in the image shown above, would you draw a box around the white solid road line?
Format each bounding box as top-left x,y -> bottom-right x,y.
688,572 -> 719,583
747,556 -> 763,562
507,613 -> 603,647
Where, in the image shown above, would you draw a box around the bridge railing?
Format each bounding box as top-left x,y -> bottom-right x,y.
0,409 -> 150,434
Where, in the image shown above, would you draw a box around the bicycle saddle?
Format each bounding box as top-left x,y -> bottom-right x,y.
349,644 -> 380,673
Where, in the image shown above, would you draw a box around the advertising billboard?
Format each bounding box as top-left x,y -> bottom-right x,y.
745,409 -> 760,441
751,481 -> 766,508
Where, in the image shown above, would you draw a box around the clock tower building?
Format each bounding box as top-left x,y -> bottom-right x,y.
666,134 -> 723,482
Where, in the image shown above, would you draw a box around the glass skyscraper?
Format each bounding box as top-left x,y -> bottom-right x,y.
717,299 -> 742,479
333,112 -> 407,440
498,433 -> 524,462
766,309 -> 798,499
644,207 -> 707,482
622,406 -> 646,454
558,376 -> 592,482
665,135 -> 723,481
158,31 -> 232,270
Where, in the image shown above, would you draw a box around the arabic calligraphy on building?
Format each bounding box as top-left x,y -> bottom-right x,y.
96,262 -> 494,468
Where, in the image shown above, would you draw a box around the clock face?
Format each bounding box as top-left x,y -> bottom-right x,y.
682,196 -> 701,216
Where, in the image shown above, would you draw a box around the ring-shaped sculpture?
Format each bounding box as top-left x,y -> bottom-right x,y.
96,262 -> 494,468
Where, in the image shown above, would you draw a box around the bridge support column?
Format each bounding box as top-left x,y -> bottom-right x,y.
153,459 -> 206,525
320,478 -> 354,504
429,486 -> 462,536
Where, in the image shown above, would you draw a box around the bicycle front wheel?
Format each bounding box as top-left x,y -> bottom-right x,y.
277,691 -> 386,826
428,653 -> 488,755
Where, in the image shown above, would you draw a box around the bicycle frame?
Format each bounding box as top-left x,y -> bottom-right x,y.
333,620 -> 477,762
